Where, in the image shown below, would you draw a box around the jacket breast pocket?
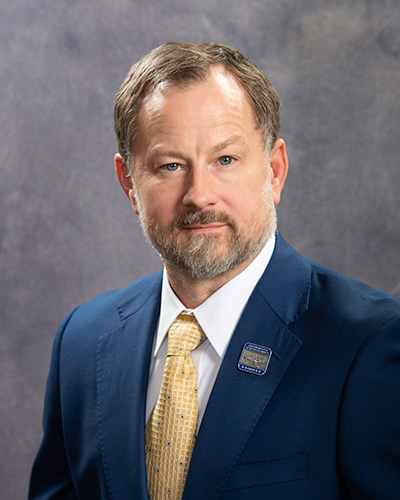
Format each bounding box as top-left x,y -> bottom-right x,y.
224,453 -> 309,491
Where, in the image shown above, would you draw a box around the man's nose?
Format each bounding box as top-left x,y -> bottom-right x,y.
182,166 -> 218,210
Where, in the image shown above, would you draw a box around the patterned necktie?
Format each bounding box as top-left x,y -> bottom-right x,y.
146,313 -> 205,500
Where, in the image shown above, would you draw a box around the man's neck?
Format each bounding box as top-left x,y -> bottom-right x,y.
163,254 -> 261,309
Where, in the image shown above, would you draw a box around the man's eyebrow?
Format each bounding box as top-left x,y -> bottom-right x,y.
210,136 -> 248,154
147,147 -> 188,161
147,136 -> 248,161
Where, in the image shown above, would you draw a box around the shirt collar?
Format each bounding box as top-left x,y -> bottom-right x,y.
154,233 -> 276,358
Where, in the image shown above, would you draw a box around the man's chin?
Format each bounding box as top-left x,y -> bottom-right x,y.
146,224 -> 271,279
162,243 -> 257,280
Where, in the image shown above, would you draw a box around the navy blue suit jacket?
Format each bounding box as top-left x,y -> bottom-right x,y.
29,234 -> 400,499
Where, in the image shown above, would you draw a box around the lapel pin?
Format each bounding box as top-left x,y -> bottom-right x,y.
238,342 -> 272,376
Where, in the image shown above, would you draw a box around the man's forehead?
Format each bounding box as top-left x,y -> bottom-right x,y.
139,65 -> 246,115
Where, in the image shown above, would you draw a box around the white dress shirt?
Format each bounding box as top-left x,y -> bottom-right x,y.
145,233 -> 276,429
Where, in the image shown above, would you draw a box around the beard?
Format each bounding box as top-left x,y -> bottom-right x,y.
136,187 -> 277,279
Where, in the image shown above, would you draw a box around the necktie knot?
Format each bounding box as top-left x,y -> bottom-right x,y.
167,312 -> 205,357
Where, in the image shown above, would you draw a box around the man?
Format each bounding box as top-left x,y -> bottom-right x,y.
29,42 -> 400,499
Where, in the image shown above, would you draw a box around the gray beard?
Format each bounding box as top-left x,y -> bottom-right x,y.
137,205 -> 277,280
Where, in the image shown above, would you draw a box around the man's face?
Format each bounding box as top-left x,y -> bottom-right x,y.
119,66 -> 287,279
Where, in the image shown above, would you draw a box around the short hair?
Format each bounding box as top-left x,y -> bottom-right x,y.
114,42 -> 280,166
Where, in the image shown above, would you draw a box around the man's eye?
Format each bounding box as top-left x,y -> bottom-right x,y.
219,156 -> 233,166
162,163 -> 180,171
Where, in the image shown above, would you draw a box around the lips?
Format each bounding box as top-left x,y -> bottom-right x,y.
181,223 -> 228,232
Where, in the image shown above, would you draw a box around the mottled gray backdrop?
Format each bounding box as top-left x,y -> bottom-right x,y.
1,0 -> 399,498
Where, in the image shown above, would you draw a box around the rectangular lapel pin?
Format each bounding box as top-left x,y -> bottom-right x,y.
238,343 -> 272,376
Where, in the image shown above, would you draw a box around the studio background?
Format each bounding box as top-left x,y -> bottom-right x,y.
1,0 -> 399,498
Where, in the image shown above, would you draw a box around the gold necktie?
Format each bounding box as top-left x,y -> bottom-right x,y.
146,313 -> 205,500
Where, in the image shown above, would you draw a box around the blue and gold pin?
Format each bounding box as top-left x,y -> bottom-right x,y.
238,343 -> 272,376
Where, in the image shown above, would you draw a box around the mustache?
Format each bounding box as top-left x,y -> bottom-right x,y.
172,210 -> 237,230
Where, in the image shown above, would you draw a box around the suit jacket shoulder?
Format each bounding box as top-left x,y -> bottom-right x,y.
259,233 -> 400,333
63,270 -> 163,341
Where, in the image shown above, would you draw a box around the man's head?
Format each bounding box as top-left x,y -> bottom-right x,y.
114,43 -> 288,282
114,42 -> 281,168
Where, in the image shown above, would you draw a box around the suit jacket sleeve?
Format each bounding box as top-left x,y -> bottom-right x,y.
339,313 -> 400,499
29,309 -> 79,500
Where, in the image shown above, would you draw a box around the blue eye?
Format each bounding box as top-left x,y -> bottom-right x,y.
219,156 -> 233,166
163,163 -> 180,171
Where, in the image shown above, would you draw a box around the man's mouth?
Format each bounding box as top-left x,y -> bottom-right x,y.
180,222 -> 228,233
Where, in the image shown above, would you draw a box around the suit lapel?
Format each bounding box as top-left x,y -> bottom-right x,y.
183,234 -> 311,498
96,274 -> 162,500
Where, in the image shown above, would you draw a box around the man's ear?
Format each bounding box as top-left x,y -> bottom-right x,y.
114,153 -> 139,214
269,139 -> 289,206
